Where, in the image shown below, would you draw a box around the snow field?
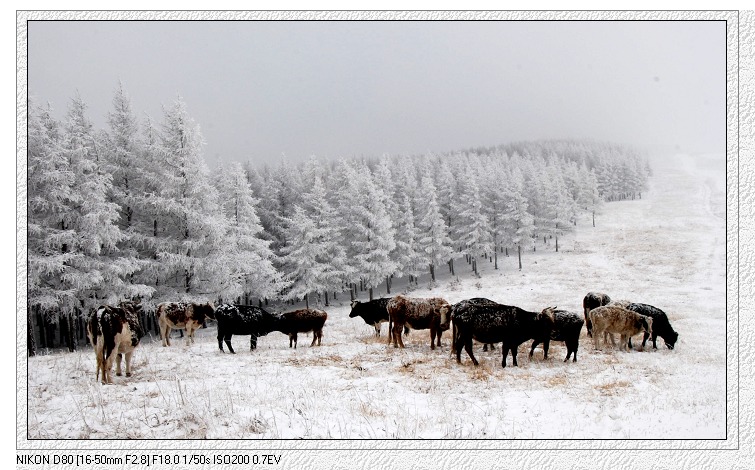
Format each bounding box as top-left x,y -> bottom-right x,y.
25,152 -> 726,440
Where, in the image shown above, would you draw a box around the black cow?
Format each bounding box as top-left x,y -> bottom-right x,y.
349,298 -> 409,337
625,303 -> 679,350
583,292 -> 612,337
530,307 -> 584,362
214,304 -> 281,353
451,298 -> 554,368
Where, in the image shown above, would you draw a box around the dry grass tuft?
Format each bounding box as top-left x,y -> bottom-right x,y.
596,380 -> 631,396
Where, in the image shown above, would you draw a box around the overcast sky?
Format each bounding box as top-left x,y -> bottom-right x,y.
27,20 -> 725,167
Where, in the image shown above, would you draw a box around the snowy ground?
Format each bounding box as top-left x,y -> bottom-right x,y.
24,152 -> 726,440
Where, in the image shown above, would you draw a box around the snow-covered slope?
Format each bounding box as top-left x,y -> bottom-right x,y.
25,152 -> 725,439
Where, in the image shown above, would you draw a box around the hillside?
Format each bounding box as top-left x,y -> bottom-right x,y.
24,152 -> 726,440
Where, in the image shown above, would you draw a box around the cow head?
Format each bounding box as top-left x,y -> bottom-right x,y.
438,304 -> 452,329
664,330 -> 678,349
201,301 -> 216,320
348,300 -> 361,317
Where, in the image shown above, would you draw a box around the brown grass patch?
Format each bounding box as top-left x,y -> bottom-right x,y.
547,374 -> 569,387
595,380 -> 631,396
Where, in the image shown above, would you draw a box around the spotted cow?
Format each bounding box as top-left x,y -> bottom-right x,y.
156,301 -> 215,346
86,301 -> 144,384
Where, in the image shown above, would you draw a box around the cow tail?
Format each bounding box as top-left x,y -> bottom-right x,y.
101,311 -> 116,362
387,314 -> 393,345
451,321 -> 457,355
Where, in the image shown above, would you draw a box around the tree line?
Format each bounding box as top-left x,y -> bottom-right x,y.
27,85 -> 650,337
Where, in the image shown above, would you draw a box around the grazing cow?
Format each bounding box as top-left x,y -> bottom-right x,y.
583,292 -> 612,337
451,298 -> 554,368
386,295 -> 451,349
214,304 -> 281,353
625,303 -> 679,350
278,309 -> 328,348
156,301 -> 215,346
530,307 -> 584,362
349,298 -> 391,336
86,301 -> 144,384
589,305 -> 652,351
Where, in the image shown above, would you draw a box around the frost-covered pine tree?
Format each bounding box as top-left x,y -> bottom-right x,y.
415,175 -> 453,282
335,160 -> 396,300
392,191 -> 426,287
28,100 -> 76,313
102,83 -> 155,300
541,164 -> 575,252
505,166 -> 535,270
60,93 -> 137,311
279,173 -> 347,307
455,166 -> 494,275
214,162 -> 283,303
149,96 -> 226,301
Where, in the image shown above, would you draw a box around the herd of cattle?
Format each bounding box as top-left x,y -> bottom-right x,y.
84,292 -> 679,384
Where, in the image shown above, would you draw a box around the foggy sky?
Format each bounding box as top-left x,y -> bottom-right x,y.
27,20 -> 725,167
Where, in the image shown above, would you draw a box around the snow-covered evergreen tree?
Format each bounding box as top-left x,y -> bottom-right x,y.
150,96 -> 226,301
334,160 -> 396,300
280,173 -> 347,306
28,100 -> 76,312
214,162 -> 283,302
505,166 -> 535,269
415,175 -> 453,281
455,165 -> 494,275
102,84 -> 155,301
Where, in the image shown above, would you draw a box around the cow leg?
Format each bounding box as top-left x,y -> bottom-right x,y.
160,323 -> 170,347
374,323 -> 380,337
529,340 -> 540,358
103,353 -> 115,384
543,339 -> 550,360
124,351 -> 133,377
116,353 -> 123,376
430,328 -> 437,350
620,334 -> 629,351
289,334 -> 294,348
628,336 -> 634,350
310,330 -> 320,347
585,309 -> 592,337
501,346 -> 509,368
592,328 -> 601,350
397,323 -> 406,348
250,334 -> 258,351
224,335 -> 236,354
186,325 -> 195,346
464,336 -> 478,366
651,333 -> 658,349
292,333 -> 298,349
511,346 -> 519,367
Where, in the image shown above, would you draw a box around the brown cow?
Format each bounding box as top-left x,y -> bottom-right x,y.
386,295 -> 451,349
156,301 -> 215,347
86,301 -> 144,384
589,305 -> 653,351
278,309 -> 328,348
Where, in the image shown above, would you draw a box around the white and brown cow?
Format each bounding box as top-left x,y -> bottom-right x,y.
386,295 -> 451,349
156,301 -> 215,347
86,301 -> 144,384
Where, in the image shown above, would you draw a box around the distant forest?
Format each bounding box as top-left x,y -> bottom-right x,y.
28,87 -> 650,323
